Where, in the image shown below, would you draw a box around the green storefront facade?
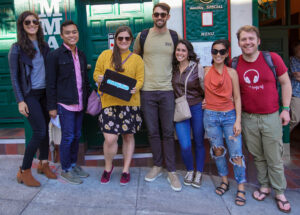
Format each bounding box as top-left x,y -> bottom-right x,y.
0,0 -> 157,149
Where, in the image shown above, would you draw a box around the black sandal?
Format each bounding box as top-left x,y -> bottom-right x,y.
235,190 -> 246,206
215,182 -> 229,196
275,197 -> 291,213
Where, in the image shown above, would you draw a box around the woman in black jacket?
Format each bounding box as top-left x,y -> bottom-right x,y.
8,11 -> 57,187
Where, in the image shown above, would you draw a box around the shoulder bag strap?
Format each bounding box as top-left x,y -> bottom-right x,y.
122,52 -> 133,65
183,63 -> 197,96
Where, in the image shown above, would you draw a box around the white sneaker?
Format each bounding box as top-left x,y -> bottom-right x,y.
192,171 -> 202,188
167,172 -> 182,192
183,171 -> 194,186
145,166 -> 163,182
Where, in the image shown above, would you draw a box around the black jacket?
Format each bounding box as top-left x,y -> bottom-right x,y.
8,42 -> 50,103
46,44 -> 90,111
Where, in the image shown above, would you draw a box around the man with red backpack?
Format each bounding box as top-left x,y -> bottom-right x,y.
232,25 -> 292,213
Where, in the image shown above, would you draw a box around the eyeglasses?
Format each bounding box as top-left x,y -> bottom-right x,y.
153,12 -> 168,18
117,36 -> 131,42
24,19 -> 39,26
211,49 -> 227,55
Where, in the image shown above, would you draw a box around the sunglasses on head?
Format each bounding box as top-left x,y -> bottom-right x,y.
117,36 -> 131,42
211,49 -> 227,55
153,12 -> 168,18
24,19 -> 39,26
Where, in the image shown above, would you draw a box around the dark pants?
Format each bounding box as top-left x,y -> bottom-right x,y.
22,89 -> 49,170
141,91 -> 176,172
57,104 -> 84,171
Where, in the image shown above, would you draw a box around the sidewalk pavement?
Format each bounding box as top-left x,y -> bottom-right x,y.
0,155 -> 299,215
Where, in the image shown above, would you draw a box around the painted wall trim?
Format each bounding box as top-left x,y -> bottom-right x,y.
252,0 -> 259,27
230,0 -> 253,57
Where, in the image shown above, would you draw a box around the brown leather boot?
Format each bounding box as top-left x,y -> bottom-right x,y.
17,167 -> 41,187
37,161 -> 57,179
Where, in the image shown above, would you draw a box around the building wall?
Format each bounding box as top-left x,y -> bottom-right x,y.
161,0 -> 253,58
160,0 -> 183,37
230,0 -> 253,57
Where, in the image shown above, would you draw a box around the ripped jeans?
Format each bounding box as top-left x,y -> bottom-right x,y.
204,109 -> 246,184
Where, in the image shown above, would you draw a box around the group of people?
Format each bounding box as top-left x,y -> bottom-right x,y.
8,2 -> 294,213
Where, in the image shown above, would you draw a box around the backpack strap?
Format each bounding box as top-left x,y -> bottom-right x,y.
169,29 -> 179,47
261,51 -> 278,83
139,29 -> 178,58
231,56 -> 239,70
139,29 -> 150,58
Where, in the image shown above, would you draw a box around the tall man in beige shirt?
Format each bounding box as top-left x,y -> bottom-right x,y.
133,2 -> 181,191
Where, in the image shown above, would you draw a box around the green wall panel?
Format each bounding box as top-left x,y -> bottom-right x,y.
185,0 -> 228,42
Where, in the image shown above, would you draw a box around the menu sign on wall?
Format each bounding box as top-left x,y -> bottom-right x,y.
185,0 -> 229,41
184,0 -> 229,66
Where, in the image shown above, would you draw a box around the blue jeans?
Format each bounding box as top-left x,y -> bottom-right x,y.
58,104 -> 84,171
204,109 -> 246,184
175,102 -> 205,172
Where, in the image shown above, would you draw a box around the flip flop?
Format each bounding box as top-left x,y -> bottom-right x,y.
252,189 -> 270,201
215,182 -> 229,196
275,197 -> 291,213
235,190 -> 246,206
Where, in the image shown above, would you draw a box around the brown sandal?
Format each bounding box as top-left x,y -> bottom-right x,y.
252,189 -> 270,201
275,197 -> 291,213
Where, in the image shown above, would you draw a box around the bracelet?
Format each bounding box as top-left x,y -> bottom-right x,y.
282,106 -> 290,112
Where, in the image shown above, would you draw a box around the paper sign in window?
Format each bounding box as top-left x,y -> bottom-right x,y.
202,12 -> 213,26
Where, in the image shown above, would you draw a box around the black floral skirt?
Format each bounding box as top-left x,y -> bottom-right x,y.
98,106 -> 142,134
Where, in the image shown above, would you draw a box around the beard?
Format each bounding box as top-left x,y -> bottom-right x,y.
154,19 -> 166,29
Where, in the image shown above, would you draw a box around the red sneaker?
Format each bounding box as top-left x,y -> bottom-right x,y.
100,166 -> 114,184
120,172 -> 130,185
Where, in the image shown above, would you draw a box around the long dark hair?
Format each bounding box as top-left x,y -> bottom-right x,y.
111,26 -> 133,72
211,39 -> 230,66
172,39 -> 199,71
17,11 -> 46,59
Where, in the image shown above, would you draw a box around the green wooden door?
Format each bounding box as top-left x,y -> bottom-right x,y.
0,0 -> 23,128
260,27 -> 290,144
79,0 -> 153,149
260,27 -> 289,64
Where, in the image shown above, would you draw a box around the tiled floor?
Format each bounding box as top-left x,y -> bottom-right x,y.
1,126 -> 300,189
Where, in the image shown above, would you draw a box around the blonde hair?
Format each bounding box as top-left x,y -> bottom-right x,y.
236,25 -> 260,41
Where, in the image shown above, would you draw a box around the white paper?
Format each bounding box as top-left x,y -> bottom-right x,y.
51,115 -> 61,129
192,41 -> 214,67
202,12 -> 213,26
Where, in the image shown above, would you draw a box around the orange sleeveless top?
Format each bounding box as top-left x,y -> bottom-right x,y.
204,66 -> 234,111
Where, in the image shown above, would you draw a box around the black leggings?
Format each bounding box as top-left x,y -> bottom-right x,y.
21,89 -> 50,170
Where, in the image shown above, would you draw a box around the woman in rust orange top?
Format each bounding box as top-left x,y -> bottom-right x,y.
203,39 -> 246,206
